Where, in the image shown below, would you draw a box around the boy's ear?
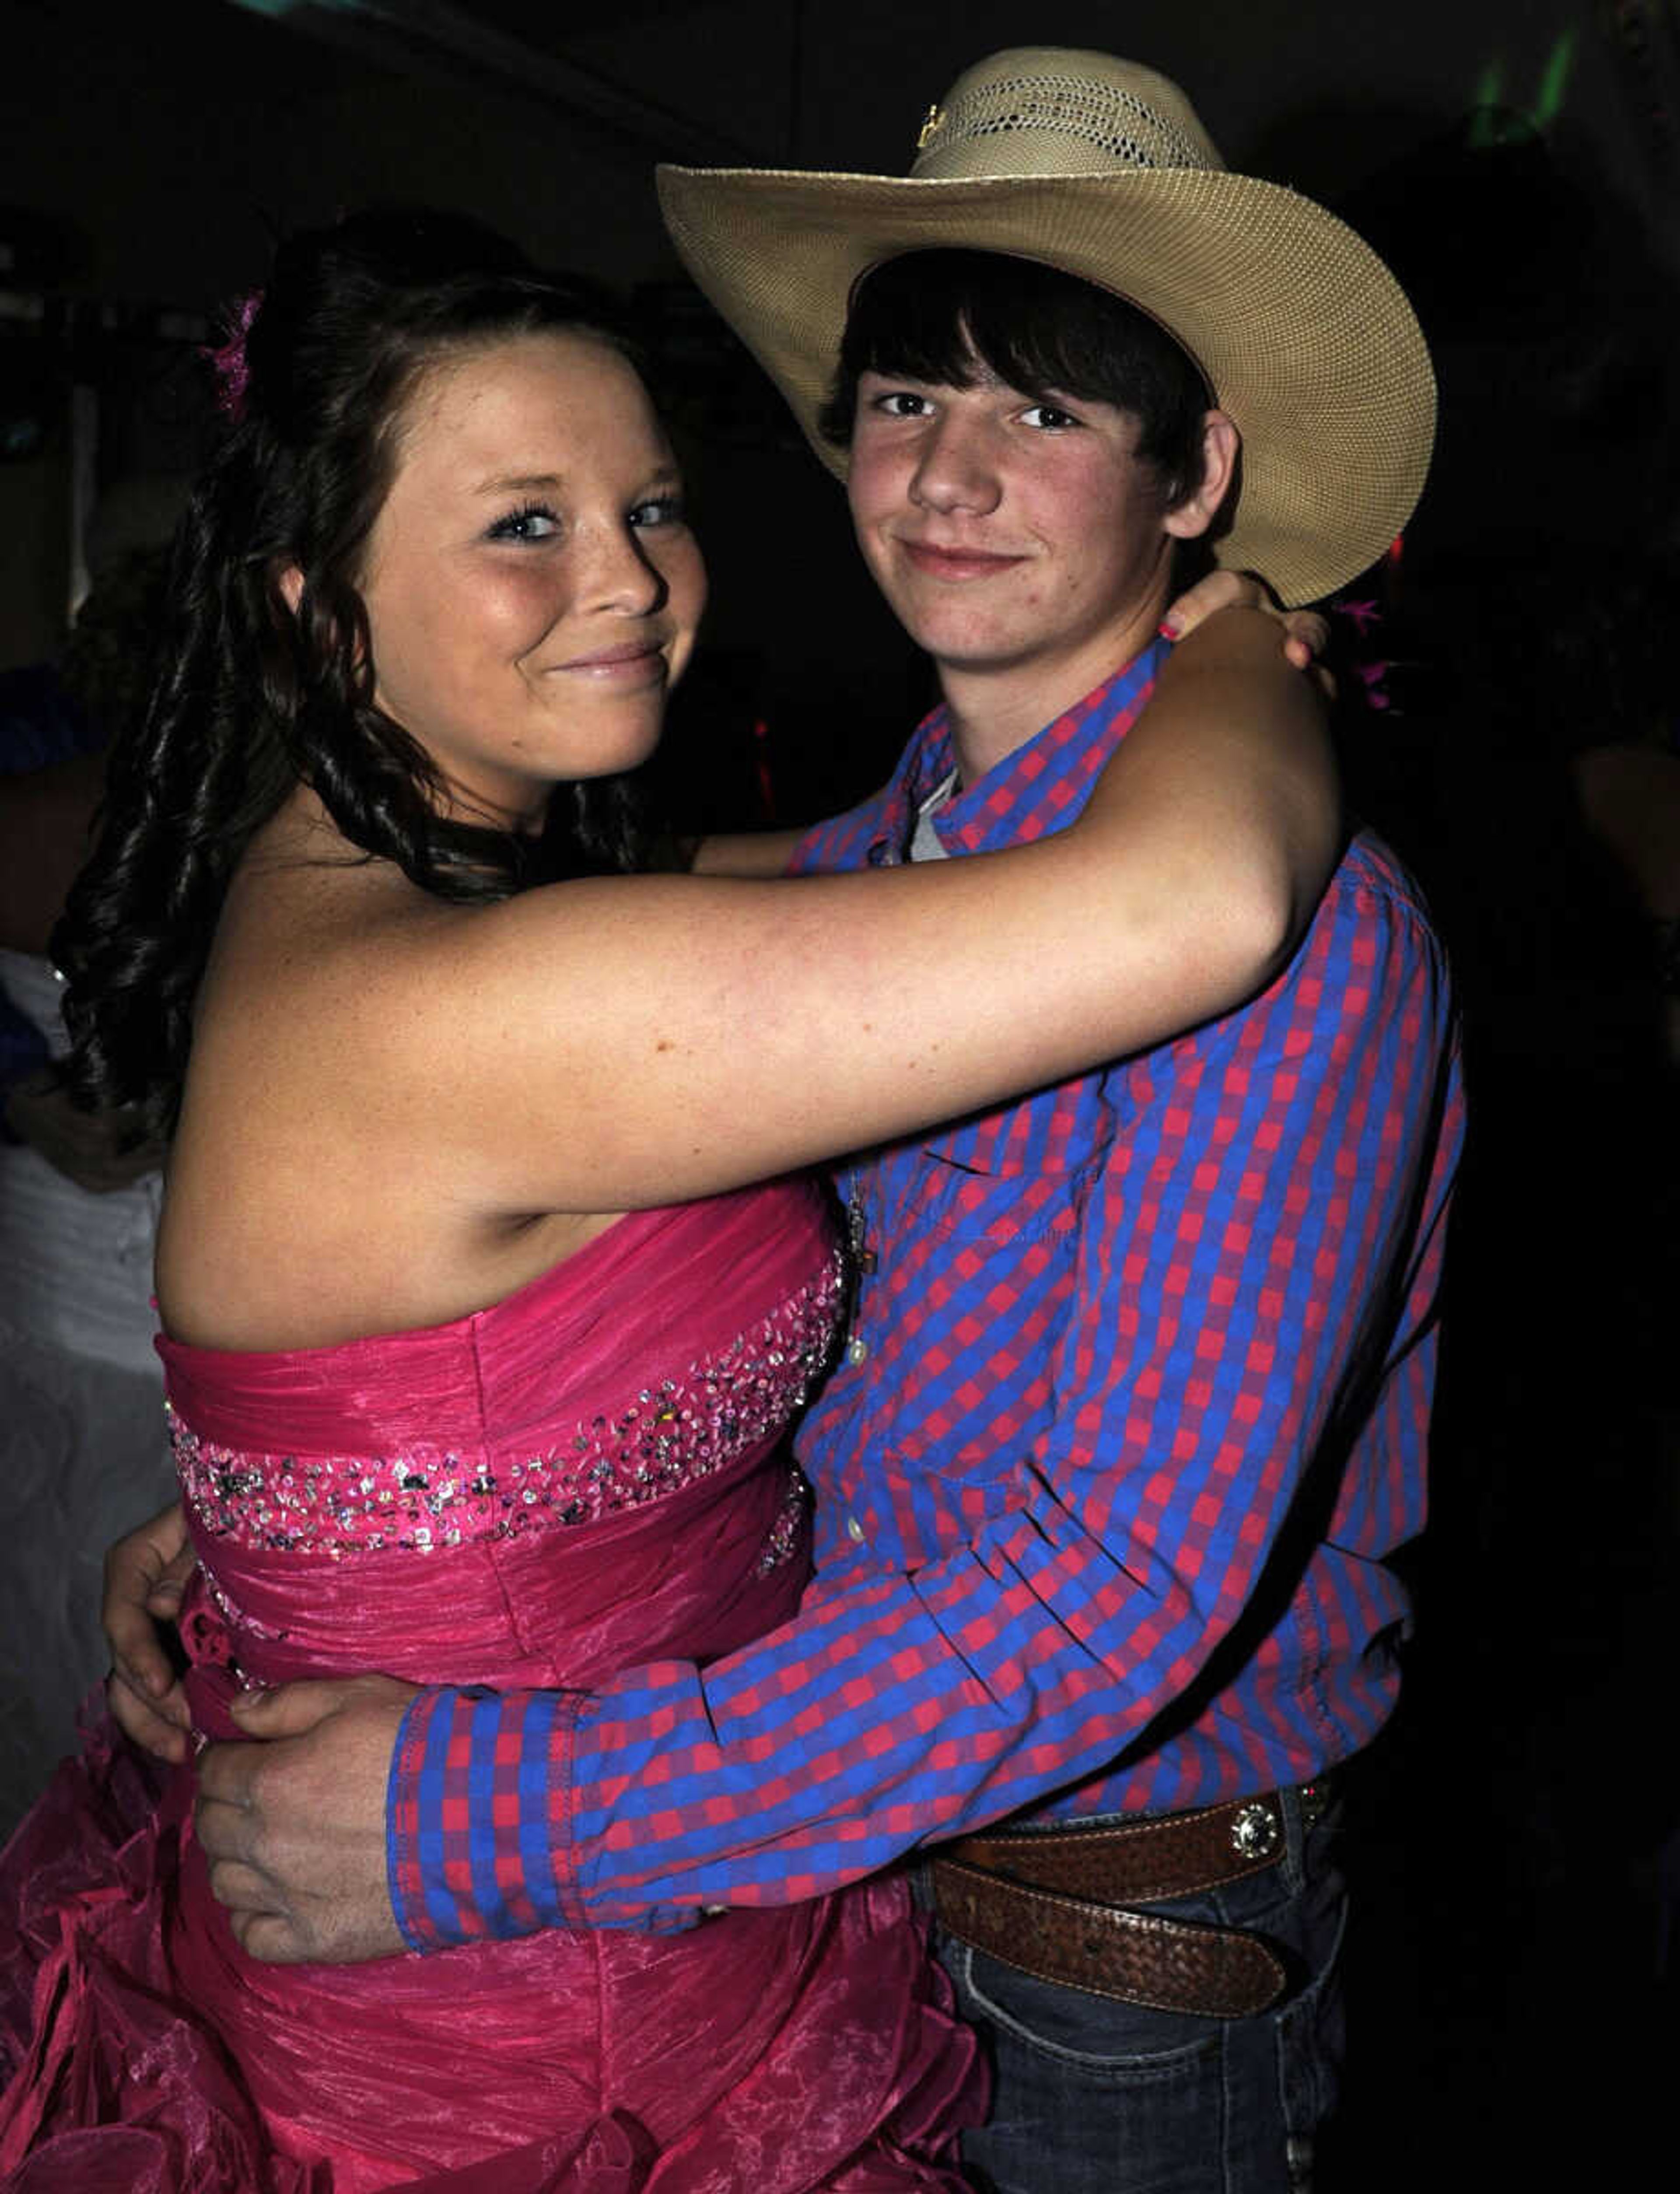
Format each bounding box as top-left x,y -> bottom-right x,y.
275,563 -> 304,615
1164,411 -> 1240,542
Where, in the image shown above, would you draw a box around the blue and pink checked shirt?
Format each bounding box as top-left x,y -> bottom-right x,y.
388,644 -> 1465,1949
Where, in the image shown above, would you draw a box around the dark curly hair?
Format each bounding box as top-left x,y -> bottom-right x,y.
53,207 -> 659,1140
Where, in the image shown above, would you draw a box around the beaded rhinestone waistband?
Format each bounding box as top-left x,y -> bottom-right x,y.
172,1251 -> 843,1560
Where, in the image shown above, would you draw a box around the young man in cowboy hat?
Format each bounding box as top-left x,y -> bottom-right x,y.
108,48 -> 1463,2192
646,61 -> 1456,2181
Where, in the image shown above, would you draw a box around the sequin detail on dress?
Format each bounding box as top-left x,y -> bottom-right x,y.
174,1251 -> 842,1559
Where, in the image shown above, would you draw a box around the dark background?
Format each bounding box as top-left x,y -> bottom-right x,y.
3,3 -> 1678,2183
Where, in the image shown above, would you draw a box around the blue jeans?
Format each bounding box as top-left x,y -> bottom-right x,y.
930,1788 -> 1345,2194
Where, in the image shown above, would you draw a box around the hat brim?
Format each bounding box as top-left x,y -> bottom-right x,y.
658,164 -> 1435,607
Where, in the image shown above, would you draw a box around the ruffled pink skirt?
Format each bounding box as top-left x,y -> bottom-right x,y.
0,1187 -> 983,2188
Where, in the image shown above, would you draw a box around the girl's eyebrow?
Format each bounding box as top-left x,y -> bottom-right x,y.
474,470 -> 564,496
472,466 -> 684,497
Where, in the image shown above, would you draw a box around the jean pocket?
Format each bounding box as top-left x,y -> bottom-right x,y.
949,1933 -> 1225,2080
1273,1886 -> 1348,2163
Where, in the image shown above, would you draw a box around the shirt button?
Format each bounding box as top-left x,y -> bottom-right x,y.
847,1336 -> 869,1364
846,1515 -> 866,1542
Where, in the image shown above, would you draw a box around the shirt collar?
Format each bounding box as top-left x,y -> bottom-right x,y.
868,639 -> 1169,863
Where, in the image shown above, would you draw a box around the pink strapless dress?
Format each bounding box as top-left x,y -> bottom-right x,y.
0,1180 -> 982,2191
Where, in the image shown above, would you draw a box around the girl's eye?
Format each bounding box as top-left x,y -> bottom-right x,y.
1020,403 -> 1081,431
488,503 -> 560,543
629,494 -> 685,530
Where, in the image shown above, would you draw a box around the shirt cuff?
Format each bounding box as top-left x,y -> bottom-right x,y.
386,1684 -> 586,1953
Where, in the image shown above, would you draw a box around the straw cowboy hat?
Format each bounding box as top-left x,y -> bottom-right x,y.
658,46 -> 1434,606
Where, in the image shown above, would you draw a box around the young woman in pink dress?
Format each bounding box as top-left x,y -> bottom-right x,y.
0,210 -> 1334,2189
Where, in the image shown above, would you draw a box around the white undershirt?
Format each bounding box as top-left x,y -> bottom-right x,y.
910,767 -> 959,863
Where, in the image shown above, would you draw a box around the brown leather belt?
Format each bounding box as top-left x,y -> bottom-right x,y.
932,1788 -> 1320,2019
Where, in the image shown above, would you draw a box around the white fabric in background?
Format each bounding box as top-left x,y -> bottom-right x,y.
0,946 -> 174,1836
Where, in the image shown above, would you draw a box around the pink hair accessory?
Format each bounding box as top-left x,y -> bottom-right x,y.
204,290 -> 263,420
1333,595 -> 1393,711
1354,658 -> 1394,711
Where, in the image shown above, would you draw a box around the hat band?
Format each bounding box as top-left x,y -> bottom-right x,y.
914,69 -> 1214,177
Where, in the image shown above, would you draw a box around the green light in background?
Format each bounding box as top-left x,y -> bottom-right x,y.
1533,30 -> 1577,126
1467,60 -> 1505,147
1467,34 -> 1576,146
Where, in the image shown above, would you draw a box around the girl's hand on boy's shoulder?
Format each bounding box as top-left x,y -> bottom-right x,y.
1160,569 -> 1334,696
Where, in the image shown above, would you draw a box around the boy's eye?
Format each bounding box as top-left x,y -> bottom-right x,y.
872,391 -> 933,418
1020,404 -> 1081,431
488,504 -> 560,542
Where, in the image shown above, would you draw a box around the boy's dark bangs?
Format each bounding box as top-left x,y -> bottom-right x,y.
846,252 -> 1102,402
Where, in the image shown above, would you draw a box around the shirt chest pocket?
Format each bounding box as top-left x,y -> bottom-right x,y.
859,1148 -> 1092,1501
906,1144 -> 1095,1250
